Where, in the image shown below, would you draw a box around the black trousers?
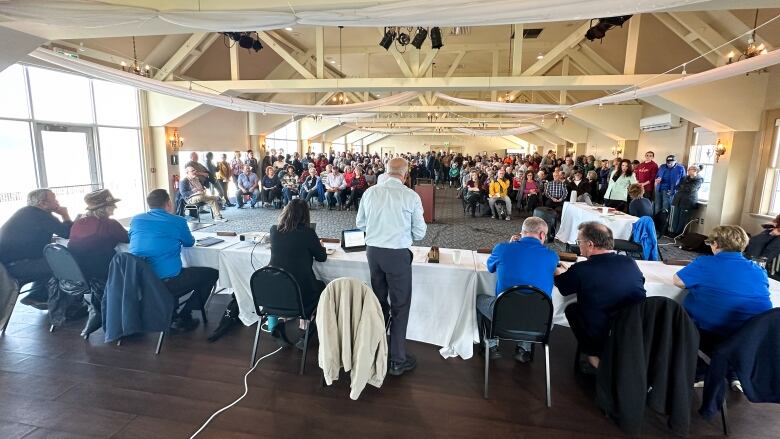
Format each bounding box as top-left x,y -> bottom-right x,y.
604,198 -> 627,212
260,187 -> 281,204
163,267 -> 218,316
5,258 -> 52,301
565,303 -> 603,357
366,246 -> 413,362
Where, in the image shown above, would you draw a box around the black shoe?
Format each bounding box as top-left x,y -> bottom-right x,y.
20,294 -> 48,310
388,354 -> 417,376
170,316 -> 199,333
225,202 -> 236,207
207,299 -> 240,342
271,324 -> 293,347
514,346 -> 532,363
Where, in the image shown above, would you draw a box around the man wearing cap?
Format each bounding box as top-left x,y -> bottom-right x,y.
0,189 -> 73,309
654,155 -> 686,215
68,190 -> 129,281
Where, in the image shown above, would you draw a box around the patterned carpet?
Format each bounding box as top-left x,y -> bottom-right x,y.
190,187 -> 699,259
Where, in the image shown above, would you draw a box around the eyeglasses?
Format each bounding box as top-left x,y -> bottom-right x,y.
576,239 -> 591,246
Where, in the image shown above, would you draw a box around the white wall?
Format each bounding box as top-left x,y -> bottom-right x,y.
636,122 -> 691,163
178,108 -> 249,151
367,135 -> 521,156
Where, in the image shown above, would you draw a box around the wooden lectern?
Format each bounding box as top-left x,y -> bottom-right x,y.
414,179 -> 435,223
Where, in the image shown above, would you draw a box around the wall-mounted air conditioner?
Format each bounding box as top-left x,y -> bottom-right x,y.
639,113 -> 681,132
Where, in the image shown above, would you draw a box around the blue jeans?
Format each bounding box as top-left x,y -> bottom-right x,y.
655,189 -> 674,214
282,187 -> 298,204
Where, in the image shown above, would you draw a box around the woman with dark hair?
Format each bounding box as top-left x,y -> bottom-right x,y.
268,199 -> 327,346
464,170 -> 483,217
518,170 -> 540,212
604,159 -> 637,212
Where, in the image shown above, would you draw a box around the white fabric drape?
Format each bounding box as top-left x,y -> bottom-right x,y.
453,125 -> 539,136
436,49 -> 780,113
29,48 -> 419,115
0,0 -> 710,30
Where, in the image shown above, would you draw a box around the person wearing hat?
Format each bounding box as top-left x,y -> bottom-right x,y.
654,154 -> 686,215
68,189 -> 129,281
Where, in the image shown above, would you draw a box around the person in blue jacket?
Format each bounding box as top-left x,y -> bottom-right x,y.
654,154 -> 686,215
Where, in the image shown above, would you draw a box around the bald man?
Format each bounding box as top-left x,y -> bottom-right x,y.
356,157 -> 427,377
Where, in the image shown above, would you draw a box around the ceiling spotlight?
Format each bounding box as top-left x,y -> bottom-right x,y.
536,53 -> 544,60
585,15 -> 632,42
238,33 -> 254,49
379,28 -> 396,50
329,60 -> 336,64
411,27 -> 428,49
430,26 -> 443,49
397,31 -> 411,46
285,27 -> 293,31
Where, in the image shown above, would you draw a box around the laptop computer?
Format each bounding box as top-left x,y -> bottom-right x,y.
341,229 -> 366,253
195,237 -> 225,247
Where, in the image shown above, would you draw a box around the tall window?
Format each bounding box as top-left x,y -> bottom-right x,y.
331,136 -> 346,153
0,65 -> 144,224
266,121 -> 298,155
688,128 -> 717,203
310,142 -> 323,154
768,119 -> 780,215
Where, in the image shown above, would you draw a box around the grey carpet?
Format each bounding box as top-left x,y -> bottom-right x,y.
190,187 -> 701,259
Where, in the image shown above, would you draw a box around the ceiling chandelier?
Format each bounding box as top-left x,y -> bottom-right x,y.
120,36 -> 150,77
727,9 -> 768,64
330,26 -> 349,105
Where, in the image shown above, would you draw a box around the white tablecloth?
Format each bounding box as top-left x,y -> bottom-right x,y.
556,202 -> 639,245
218,242 -> 480,359
473,254 -> 780,327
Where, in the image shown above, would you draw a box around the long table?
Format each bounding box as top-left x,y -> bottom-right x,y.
556,202 -> 639,244
218,239 -> 480,359
473,252 -> 780,327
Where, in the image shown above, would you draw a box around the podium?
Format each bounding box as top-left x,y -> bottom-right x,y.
414,179 -> 435,223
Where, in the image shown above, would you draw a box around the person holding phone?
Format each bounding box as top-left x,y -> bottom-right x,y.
745,214 -> 780,264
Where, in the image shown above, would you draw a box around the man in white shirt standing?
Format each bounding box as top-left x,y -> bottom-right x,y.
356,157 -> 427,376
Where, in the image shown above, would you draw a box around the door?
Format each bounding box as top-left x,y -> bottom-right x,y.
34,124 -> 100,212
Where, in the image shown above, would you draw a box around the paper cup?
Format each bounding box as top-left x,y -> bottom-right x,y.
453,250 -> 462,265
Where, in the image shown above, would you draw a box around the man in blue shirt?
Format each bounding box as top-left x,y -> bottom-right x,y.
479,216 -> 561,361
654,154 -> 686,214
235,165 -> 259,208
129,189 -> 219,332
555,222 -> 646,370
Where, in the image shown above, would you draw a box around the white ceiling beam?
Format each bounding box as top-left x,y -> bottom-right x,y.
576,43 -> 621,75
229,43 -> 240,80
653,12 -> 739,66
511,24 -> 523,76
491,50 -> 499,101
315,26 -> 324,79
446,51 -> 466,78
704,10 -> 773,51
417,49 -> 439,78
257,31 -> 315,79
324,41 -> 554,56
173,74 -> 674,94
55,41 -> 134,68
522,21 -> 590,76
559,56 -> 569,105
177,33 -> 219,74
377,28 -> 414,78
154,32 -> 210,80
623,15 -> 641,75
566,47 -> 602,75
316,92 -> 336,105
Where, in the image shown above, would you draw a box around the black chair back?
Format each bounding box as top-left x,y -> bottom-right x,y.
43,243 -> 87,285
490,285 -> 553,343
250,266 -> 305,318
533,207 -> 557,242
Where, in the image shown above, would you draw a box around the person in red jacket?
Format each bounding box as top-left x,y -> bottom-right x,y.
634,150 -> 659,200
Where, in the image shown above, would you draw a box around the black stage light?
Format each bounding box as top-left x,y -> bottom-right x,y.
411,27 -> 428,49
397,31 -> 410,46
602,15 -> 632,27
379,28 -> 395,50
228,32 -> 241,41
585,23 -> 609,41
430,26 -> 443,49
252,40 -> 263,52
238,33 -> 254,49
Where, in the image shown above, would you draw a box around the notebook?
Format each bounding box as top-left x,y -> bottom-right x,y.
195,237 -> 225,247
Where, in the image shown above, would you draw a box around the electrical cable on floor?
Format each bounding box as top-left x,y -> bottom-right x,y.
189,346 -> 284,438
658,219 -> 698,247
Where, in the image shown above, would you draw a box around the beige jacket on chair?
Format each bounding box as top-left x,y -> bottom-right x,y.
316,277 -> 387,400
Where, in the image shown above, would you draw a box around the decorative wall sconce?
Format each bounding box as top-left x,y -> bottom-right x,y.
611,144 -> 623,157
714,139 -> 727,162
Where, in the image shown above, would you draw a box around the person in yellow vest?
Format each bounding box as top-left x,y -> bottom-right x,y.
488,168 -> 512,221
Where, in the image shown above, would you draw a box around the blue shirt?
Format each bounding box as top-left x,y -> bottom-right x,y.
237,172 -> 258,190
678,251 -> 772,337
487,237 -> 559,296
356,177 -> 426,249
128,209 -> 194,279
657,163 -> 686,192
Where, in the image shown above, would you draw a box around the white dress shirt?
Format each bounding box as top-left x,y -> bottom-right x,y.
325,172 -> 346,190
356,177 -> 427,249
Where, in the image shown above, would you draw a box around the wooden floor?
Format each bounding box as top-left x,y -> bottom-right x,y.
1,294 -> 779,439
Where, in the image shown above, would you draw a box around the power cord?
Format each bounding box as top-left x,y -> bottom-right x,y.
189,346 -> 284,438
